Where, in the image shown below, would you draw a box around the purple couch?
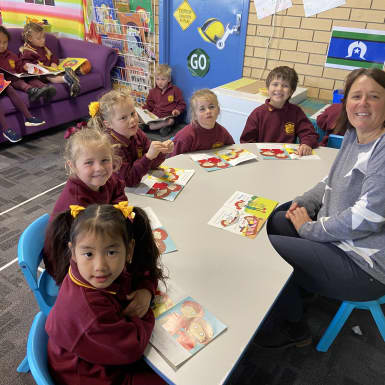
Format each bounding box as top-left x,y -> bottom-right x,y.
0,28 -> 118,144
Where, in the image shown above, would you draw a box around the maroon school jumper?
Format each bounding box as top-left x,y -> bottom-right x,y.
317,103 -> 343,146
46,260 -> 166,385
43,174 -> 126,279
143,82 -> 186,118
170,121 -> 235,157
107,129 -> 165,187
240,99 -> 319,148
0,49 -> 46,91
19,42 -> 59,70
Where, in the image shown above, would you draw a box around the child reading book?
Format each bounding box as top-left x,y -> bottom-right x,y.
169,88 -> 234,157
45,203 -> 167,385
142,64 -> 186,137
19,22 -> 80,97
240,66 -> 319,156
0,25 -> 56,103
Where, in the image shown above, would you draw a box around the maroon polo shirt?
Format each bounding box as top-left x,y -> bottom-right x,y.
19,42 -> 59,70
240,99 -> 319,148
317,103 -> 344,146
143,82 -> 186,118
0,49 -> 24,74
46,260 -> 160,385
170,121 -> 235,157
107,128 -> 165,187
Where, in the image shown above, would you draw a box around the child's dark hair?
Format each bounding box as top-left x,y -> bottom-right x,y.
266,66 -> 298,93
45,203 -> 166,286
0,26 -> 10,41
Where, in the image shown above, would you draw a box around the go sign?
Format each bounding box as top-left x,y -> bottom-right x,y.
187,48 -> 210,77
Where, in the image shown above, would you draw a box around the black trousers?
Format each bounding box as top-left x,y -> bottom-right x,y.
266,202 -> 385,323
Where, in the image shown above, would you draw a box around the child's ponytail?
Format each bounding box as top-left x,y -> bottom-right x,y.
87,101 -> 106,131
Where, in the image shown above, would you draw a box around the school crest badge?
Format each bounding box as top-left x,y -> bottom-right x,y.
9,59 -> 15,69
285,122 -> 295,135
168,95 -> 174,103
212,142 -> 224,148
137,147 -> 143,158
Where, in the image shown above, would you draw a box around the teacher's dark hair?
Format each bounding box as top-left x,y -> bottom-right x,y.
334,68 -> 385,135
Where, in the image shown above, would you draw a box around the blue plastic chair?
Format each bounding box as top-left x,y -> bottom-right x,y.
316,294 -> 385,352
17,214 -> 59,373
26,312 -> 55,385
327,134 -> 344,149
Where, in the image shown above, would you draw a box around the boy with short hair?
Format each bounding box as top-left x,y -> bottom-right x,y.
240,66 -> 318,156
142,64 -> 186,137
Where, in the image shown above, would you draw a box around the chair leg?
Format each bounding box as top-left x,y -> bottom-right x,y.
316,302 -> 355,352
370,305 -> 385,341
17,355 -> 29,373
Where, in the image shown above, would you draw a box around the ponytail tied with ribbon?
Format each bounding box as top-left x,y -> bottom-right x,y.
113,201 -> 135,223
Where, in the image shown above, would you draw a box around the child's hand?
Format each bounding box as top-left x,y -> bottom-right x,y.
51,63 -> 58,68
122,289 -> 152,318
171,109 -> 180,116
162,140 -> 174,153
146,141 -> 165,160
298,144 -> 312,156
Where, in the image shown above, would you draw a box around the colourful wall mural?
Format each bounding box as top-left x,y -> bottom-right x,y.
0,0 -> 85,39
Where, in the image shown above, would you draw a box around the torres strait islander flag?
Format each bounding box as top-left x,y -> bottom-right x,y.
326,27 -> 385,71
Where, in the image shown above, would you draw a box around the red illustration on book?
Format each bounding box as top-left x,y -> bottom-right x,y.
153,228 -> 168,254
259,148 -> 289,159
239,215 -> 263,238
147,182 -> 182,199
198,157 -> 230,169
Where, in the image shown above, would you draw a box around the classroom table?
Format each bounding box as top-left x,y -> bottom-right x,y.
125,144 -> 338,385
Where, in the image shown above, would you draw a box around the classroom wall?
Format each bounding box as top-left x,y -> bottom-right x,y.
243,0 -> 385,101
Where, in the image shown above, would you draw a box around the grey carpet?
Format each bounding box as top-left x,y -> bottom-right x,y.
1,125 -> 385,385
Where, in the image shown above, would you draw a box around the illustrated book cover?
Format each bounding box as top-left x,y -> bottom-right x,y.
125,166 -> 195,201
0,79 -> 11,94
208,191 -> 279,239
143,207 -> 177,254
150,280 -> 227,369
256,143 -> 320,160
190,147 -> 258,172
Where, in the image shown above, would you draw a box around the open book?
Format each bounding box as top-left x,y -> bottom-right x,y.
143,207 -> 177,254
256,143 -> 320,160
135,106 -> 173,125
0,79 -> 11,94
125,166 -> 195,201
208,191 -> 278,239
190,147 -> 258,172
150,280 -> 227,369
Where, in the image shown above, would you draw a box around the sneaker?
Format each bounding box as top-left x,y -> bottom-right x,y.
27,87 -> 47,103
3,128 -> 21,143
64,67 -> 80,97
42,85 -> 57,102
25,116 -> 45,127
160,125 -> 172,137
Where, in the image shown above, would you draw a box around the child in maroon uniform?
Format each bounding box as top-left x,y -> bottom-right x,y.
44,127 -> 126,284
169,88 -> 234,157
142,64 -> 186,136
45,203 -> 167,385
89,89 -> 174,187
240,66 -> 318,156
316,103 -> 344,146
0,26 -> 56,103
19,22 -> 80,97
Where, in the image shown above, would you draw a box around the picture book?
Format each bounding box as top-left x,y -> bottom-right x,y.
208,191 -> 278,239
0,67 -> 38,78
0,79 -> 11,94
125,166 -> 195,201
25,63 -> 64,76
92,0 -> 118,35
256,143 -> 320,160
150,280 -> 227,369
130,0 -> 155,33
135,107 -> 173,125
143,207 -> 177,255
190,147 -> 258,172
58,57 -> 89,72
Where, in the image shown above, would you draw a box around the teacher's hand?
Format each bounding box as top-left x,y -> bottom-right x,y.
287,206 -> 312,232
285,201 -> 299,219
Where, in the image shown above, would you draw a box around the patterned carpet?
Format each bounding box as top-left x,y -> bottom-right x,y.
1,125 -> 385,385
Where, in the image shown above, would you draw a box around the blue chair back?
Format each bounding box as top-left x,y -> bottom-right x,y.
18,214 -> 59,316
327,134 -> 344,149
27,312 -> 55,385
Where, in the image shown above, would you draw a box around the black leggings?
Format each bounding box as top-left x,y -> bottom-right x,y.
267,202 -> 385,322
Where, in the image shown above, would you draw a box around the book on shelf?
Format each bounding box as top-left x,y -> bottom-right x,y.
125,166 -> 195,201
208,191 -> 278,239
135,107 -> 173,125
190,147 -> 258,172
150,280 -> 227,369
256,143 -> 320,160
143,207 -> 177,254
129,0 -> 155,33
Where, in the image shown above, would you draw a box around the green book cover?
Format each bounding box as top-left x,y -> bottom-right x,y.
129,0 -> 154,33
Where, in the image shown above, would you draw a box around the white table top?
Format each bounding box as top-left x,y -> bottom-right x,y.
125,144 -> 338,385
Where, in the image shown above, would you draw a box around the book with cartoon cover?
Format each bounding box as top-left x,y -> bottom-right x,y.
190,147 -> 258,172
125,166 -> 195,201
256,143 -> 320,160
208,191 -> 278,239
0,79 -> 11,94
150,280 -> 227,369
135,107 -> 173,125
143,207 -> 177,254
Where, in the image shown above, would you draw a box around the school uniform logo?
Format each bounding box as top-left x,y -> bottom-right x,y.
285,122 -> 295,135
168,95 -> 174,103
9,59 -> 15,69
137,148 -> 143,158
212,142 -> 224,148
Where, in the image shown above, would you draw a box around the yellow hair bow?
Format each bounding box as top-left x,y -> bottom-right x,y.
88,101 -> 100,118
114,201 -> 135,222
70,205 -> 85,218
